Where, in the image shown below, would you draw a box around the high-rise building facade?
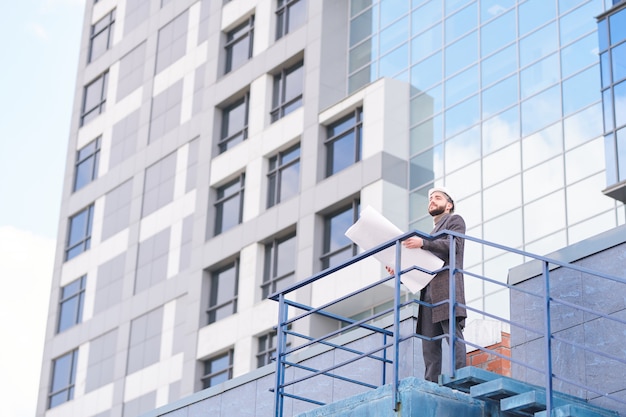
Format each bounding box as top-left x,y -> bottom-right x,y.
36,1 -> 624,417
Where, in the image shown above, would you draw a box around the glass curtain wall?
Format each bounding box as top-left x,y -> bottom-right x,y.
349,0 -> 624,319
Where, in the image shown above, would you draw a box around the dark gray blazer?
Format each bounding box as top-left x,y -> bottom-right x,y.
418,213 -> 467,325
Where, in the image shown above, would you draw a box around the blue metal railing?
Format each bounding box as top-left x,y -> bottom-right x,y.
269,229 -> 626,416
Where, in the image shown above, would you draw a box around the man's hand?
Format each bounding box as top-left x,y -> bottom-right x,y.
385,265 -> 395,275
403,236 -> 423,249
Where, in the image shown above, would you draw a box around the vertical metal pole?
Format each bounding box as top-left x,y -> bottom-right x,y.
392,240 -> 402,411
543,261 -> 554,415
274,293 -> 288,417
448,234 -> 457,379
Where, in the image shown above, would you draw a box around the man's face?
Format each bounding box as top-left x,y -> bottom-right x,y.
428,191 -> 451,216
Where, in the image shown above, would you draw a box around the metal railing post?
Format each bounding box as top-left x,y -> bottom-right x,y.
392,239 -> 402,410
448,234 -> 457,379
543,261 -> 554,415
274,293 -> 288,417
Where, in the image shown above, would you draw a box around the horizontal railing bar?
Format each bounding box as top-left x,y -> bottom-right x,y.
281,360 -> 378,389
283,330 -> 392,364
280,341 -> 396,389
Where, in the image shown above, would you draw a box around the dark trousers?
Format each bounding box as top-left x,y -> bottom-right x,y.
419,288 -> 466,383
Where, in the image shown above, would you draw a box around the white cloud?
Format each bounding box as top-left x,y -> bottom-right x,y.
0,226 -> 56,417
26,21 -> 49,42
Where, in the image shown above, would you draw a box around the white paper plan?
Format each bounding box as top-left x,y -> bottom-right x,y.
344,206 -> 444,293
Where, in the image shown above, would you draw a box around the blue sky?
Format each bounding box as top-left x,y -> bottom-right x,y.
0,1 -> 85,416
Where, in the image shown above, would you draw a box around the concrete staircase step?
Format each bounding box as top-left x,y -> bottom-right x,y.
533,404 -> 620,417
470,377 -> 536,401
439,366 -> 501,393
500,390 -> 564,416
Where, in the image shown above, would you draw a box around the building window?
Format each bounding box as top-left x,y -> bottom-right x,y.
321,200 -> 359,269
201,350 -> 234,389
57,276 -> 86,333
207,261 -> 239,324
325,108 -> 363,177
276,0 -> 306,40
81,71 -> 108,126
89,9 -> 115,62
257,327 -> 291,368
271,60 -> 304,122
73,137 -> 101,191
267,144 -> 300,208
48,349 -> 78,409
65,204 -> 94,261
262,232 -> 296,299
225,16 -> 254,73
219,94 -> 249,153
214,174 -> 245,235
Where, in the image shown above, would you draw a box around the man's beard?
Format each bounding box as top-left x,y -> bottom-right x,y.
428,205 -> 446,216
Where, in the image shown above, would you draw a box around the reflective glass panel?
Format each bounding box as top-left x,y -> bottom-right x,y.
482,75 -> 517,118
562,66 -> 601,116
598,14 -> 609,52
411,52 -> 442,91
445,160 -> 481,200
445,94 -> 479,137
379,43 -> 409,77
569,209 -> 617,246
612,42 -> 626,83
380,16 -> 409,55
524,190 -> 565,242
349,37 -> 376,72
351,0 -> 372,17
481,43 -> 516,87
445,65 -> 478,107
618,127 -> 626,181
598,16 -> 608,51
520,53 -> 559,100
349,64 -> 375,93
601,51 -> 611,89
565,137 -> 604,184
518,0 -> 555,37
480,0 -> 515,22
614,80 -> 626,129
559,1 -> 597,46
603,88 -> 614,132
412,0 -> 442,35
410,146 -> 443,188
482,142 -> 520,187
558,0 -> 595,15
563,103 -> 603,150
411,86 -> 442,125
275,234 -> 296,277
445,2 -> 477,44
609,7 -> 626,44
521,84 -> 561,136
484,210 -> 522,255
445,30 -> 477,76
411,23 -> 441,64
519,23 -> 558,67
445,125 -> 480,172
410,114 -> 443,154
561,33 -> 599,79
566,173 -> 608,224
350,7 -> 377,46
522,122 -> 562,168
483,106 -> 520,154
523,156 -> 564,202
445,0 -> 473,15
482,175 -> 521,220
525,230 -> 566,256
480,9 -> 515,57
380,0 -> 409,28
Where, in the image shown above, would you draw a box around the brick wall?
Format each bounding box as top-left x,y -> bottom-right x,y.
466,331 -> 511,376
